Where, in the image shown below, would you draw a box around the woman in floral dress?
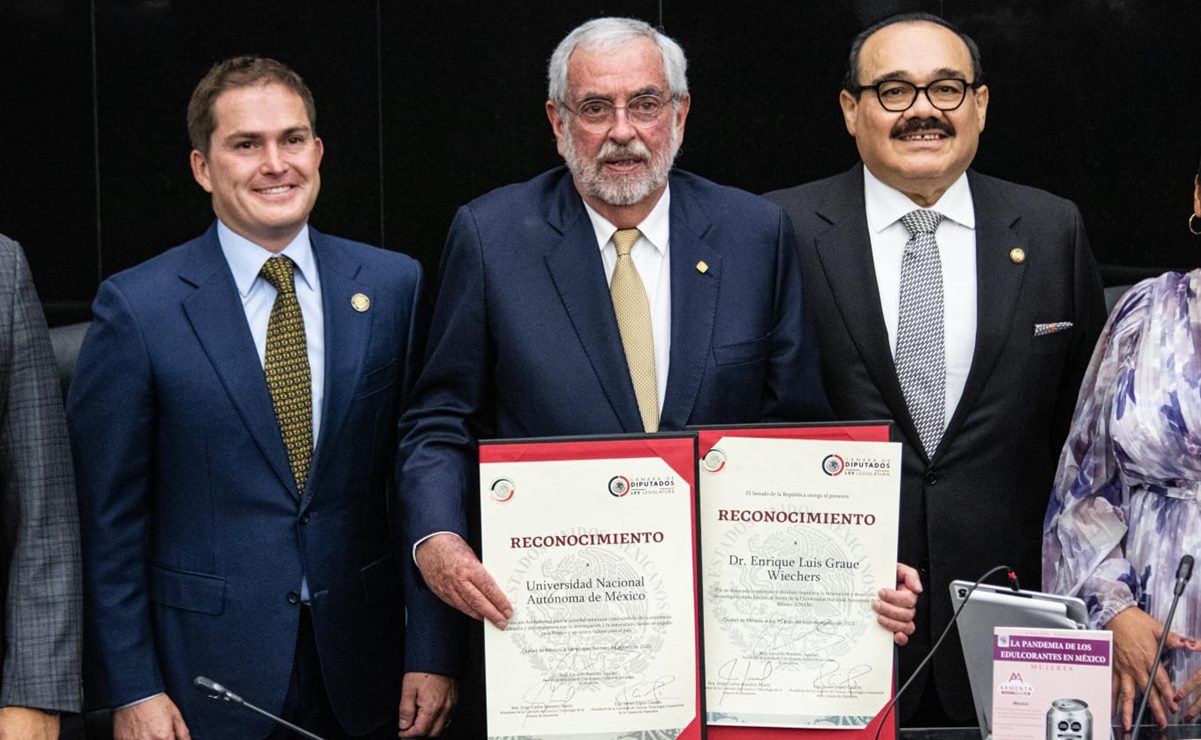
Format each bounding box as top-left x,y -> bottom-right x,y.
1044,161 -> 1201,730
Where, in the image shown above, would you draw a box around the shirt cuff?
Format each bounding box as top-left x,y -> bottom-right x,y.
116,693 -> 164,711
413,531 -> 464,566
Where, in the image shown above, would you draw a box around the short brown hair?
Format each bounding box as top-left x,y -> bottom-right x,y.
187,56 -> 317,155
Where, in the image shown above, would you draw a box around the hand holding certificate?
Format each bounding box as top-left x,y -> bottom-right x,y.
479,435 -> 703,740
696,425 -> 902,737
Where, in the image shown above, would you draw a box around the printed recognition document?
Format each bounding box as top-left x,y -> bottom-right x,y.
695,424 -> 900,740
479,434 -> 703,740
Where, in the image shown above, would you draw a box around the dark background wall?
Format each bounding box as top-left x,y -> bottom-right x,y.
6,2 -> 1199,736
4,0 -> 1200,327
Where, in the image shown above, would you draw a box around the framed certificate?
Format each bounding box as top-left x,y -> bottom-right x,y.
692,423 -> 900,740
479,433 -> 705,740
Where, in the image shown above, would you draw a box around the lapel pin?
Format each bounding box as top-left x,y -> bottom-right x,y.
696,260 -> 709,274
1009,248 -> 1026,264
351,293 -> 370,312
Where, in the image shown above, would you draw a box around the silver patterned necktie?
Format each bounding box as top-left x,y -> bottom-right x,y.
895,209 -> 946,457
610,228 -> 659,433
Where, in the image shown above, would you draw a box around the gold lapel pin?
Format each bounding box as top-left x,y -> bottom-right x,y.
1009,248 -> 1026,264
351,293 -> 370,312
696,261 -> 709,274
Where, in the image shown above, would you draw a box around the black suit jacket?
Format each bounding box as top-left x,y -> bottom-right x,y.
766,165 -> 1106,720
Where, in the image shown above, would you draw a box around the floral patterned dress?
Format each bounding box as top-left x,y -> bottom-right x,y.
1044,270 -> 1201,701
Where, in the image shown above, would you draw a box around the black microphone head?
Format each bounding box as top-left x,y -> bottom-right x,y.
1174,555 -> 1194,597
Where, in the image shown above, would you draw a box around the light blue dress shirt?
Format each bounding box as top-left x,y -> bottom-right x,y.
216,221 -> 325,445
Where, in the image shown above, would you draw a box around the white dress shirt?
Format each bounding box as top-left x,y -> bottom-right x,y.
582,187 -> 672,411
863,167 -> 977,428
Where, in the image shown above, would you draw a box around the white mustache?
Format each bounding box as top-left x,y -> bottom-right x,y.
596,140 -> 652,163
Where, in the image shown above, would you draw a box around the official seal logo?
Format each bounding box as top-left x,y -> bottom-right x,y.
608,475 -> 631,497
490,478 -> 516,503
821,453 -> 845,476
701,448 -> 727,473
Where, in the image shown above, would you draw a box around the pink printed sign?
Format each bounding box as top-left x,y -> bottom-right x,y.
992,627 -> 1112,740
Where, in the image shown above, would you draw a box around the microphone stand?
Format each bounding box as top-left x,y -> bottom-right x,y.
872,565 -> 1015,740
193,676 -> 326,740
1130,554 -> 1194,739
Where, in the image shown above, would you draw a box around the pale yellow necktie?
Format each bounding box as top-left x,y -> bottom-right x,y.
610,228 -> 659,433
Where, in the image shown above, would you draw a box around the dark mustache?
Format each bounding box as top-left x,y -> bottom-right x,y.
891,117 -> 955,138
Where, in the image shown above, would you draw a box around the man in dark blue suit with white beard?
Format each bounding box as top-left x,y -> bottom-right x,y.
398,17 -> 920,647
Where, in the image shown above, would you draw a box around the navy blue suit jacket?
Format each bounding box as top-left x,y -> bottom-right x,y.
398,167 -> 830,545
68,225 -> 460,738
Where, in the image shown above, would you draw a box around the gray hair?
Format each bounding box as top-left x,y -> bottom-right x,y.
547,17 -> 689,104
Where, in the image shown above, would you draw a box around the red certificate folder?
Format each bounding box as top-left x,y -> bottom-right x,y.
691,422 -> 897,740
480,433 -> 706,740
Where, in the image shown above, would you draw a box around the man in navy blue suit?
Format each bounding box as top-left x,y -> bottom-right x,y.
397,17 -> 921,643
68,57 -> 457,739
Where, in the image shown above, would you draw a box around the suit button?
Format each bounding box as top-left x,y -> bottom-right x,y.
287,591 -> 300,605
925,472 -> 938,485
300,513 -> 310,525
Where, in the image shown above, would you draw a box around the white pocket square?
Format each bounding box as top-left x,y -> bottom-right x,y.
1033,321 -> 1073,336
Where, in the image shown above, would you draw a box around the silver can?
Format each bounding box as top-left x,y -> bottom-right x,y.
1046,698 -> 1092,740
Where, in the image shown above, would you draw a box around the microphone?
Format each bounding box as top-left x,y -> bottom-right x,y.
1131,554 -> 1194,738
871,564 -> 1016,740
1176,555 -> 1194,596
193,676 -> 327,740
192,676 -> 243,704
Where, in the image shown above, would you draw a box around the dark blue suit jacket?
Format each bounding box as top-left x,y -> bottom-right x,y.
398,167 -> 830,544
67,225 -> 460,738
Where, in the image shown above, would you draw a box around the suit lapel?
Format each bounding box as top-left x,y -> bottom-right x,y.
306,229 -> 370,507
814,168 -> 925,450
942,172 -> 1027,446
543,178 -> 644,432
180,226 -> 297,496
659,180 -> 720,429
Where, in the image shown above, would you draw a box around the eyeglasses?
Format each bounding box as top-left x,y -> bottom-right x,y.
560,93 -> 673,130
852,78 -> 981,112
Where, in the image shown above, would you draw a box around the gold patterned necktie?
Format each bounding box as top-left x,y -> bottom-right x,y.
610,228 -> 659,433
259,256 -> 313,492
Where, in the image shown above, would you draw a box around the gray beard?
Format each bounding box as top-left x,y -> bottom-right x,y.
562,120 -> 680,207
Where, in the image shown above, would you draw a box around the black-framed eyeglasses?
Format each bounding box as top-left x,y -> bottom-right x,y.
851,78 -> 981,112
560,93 -> 674,131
